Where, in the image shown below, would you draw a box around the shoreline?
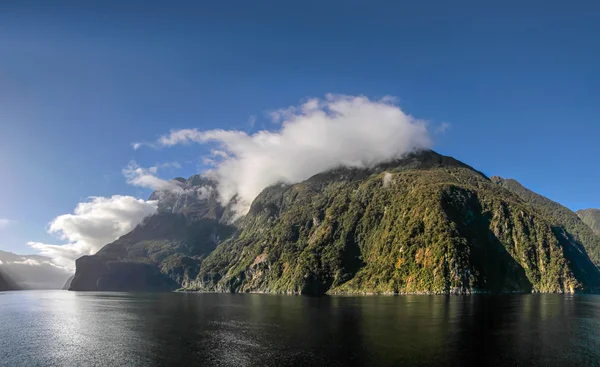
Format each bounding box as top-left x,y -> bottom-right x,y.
174,288 -> 597,297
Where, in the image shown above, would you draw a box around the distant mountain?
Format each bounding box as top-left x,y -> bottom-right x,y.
0,251 -> 72,289
577,209 -> 600,237
69,175 -> 238,291
71,151 -> 600,295
0,271 -> 19,291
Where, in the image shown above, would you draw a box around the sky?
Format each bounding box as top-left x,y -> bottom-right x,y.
1,0 -> 599,264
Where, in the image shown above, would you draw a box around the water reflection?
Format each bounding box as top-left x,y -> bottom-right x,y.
1,291 -> 600,366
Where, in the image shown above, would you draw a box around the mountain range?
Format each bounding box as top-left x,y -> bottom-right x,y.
68,150 -> 600,295
0,251 -> 72,290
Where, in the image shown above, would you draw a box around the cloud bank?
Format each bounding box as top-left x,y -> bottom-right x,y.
155,94 -> 432,213
29,195 -> 158,269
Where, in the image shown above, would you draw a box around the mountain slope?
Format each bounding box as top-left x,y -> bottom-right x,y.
69,175 -> 237,291
577,209 -> 600,237
491,178 -> 600,269
189,151 -> 600,295
62,275 -> 74,290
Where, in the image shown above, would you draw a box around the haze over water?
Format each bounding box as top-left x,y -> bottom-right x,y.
1,291 -> 600,366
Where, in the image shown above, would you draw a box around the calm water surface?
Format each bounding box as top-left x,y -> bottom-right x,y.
1,291 -> 600,366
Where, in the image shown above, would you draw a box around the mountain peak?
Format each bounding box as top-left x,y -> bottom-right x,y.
301,149 -> 485,187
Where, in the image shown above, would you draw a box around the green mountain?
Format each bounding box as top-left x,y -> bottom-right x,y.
491,178 -> 600,269
577,209 -> 600,237
70,150 -> 600,295
190,151 -> 600,295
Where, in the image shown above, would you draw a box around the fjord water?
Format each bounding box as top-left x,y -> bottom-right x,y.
1,292 -> 600,366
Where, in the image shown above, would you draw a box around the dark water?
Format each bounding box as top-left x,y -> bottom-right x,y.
1,291 -> 600,366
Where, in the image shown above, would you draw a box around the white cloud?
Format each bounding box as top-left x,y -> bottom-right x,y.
123,161 -> 184,193
0,218 -> 14,229
12,259 -> 41,266
156,94 -> 432,214
211,150 -> 229,159
158,128 -> 204,146
131,141 -> 159,150
29,195 -> 158,269
434,122 -> 450,134
196,186 -> 214,200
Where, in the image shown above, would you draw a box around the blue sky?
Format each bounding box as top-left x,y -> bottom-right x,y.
1,0 -> 599,256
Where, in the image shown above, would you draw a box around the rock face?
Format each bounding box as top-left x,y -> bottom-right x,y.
577,209 -> 600,237
190,151 -> 600,295
70,151 -> 600,295
69,175 -> 237,291
62,275 -> 74,290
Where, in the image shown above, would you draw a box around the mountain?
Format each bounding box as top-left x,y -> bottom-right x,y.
189,151 -> 600,295
0,251 -> 72,289
0,271 -> 19,291
71,150 -> 600,295
577,209 -> 600,236
491,178 -> 600,269
69,175 -> 237,291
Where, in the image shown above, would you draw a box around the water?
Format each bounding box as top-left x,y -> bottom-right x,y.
1,291 -> 600,366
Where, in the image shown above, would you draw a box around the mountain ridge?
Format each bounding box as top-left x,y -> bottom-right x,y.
577,209 -> 600,237
491,177 -> 600,269
190,152 -> 600,295
70,150 -> 600,295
